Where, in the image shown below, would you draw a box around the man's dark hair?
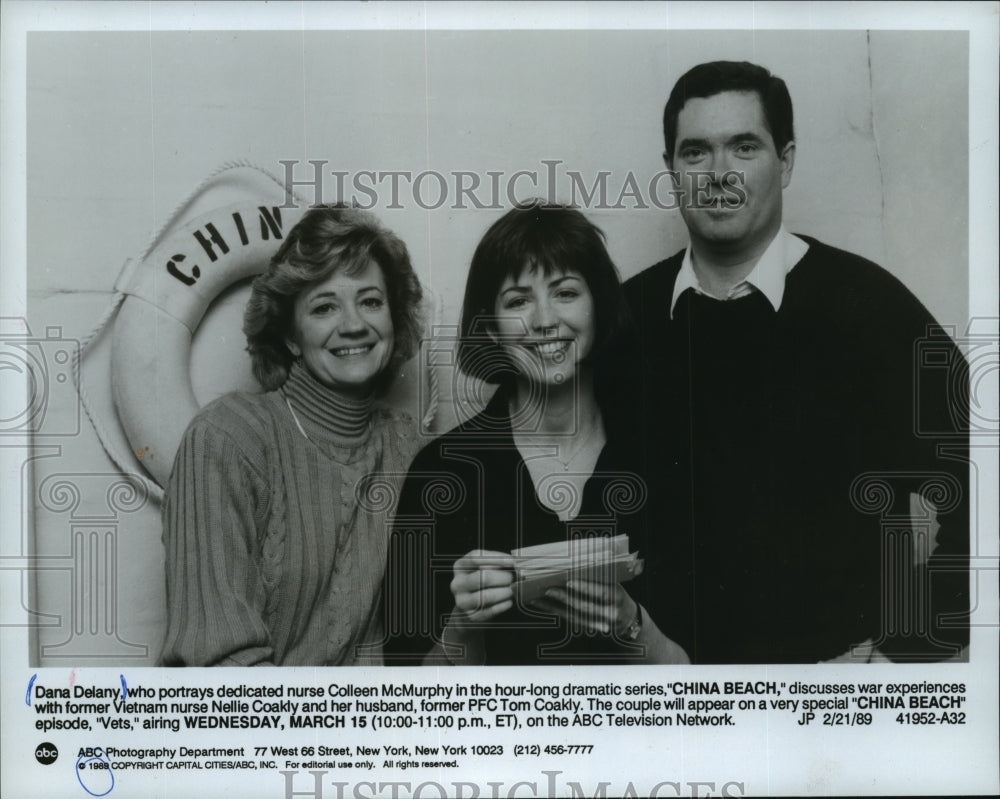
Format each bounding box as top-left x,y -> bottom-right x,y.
663,60 -> 794,163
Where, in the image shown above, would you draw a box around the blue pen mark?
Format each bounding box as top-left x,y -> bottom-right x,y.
26,673 -> 37,706
76,753 -> 115,797
119,675 -> 127,703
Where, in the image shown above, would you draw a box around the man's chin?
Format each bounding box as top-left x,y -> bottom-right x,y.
689,221 -> 747,245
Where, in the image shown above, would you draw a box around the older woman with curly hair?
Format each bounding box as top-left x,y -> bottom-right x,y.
160,205 -> 423,666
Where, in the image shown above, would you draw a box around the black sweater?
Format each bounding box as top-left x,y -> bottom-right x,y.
619,236 -> 970,663
382,385 -> 690,665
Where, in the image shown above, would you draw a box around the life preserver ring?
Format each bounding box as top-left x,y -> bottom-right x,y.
110,197 -> 306,488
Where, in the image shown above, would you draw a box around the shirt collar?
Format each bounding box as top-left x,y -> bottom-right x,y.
669,226 -> 810,317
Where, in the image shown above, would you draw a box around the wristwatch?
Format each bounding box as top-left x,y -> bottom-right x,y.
622,603 -> 643,641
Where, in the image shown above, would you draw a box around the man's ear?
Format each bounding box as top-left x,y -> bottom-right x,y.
285,337 -> 301,358
779,140 -> 796,188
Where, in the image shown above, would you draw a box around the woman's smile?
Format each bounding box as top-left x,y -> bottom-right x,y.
329,343 -> 377,357
528,338 -> 573,362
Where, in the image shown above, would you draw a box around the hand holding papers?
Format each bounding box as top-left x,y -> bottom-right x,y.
510,534 -> 643,605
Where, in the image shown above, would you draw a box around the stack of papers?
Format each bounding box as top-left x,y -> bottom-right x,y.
510,534 -> 643,604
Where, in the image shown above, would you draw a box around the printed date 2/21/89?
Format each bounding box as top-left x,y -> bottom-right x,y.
822,713 -> 872,726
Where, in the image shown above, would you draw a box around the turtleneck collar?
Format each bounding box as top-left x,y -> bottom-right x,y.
280,360 -> 375,448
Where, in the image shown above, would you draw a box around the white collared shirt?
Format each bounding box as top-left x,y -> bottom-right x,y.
669,227 -> 810,318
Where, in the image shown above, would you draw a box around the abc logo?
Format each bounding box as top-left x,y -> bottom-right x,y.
35,742 -> 58,765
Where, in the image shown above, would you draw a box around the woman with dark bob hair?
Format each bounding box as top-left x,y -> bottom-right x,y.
160,204 -> 423,666
383,202 -> 690,665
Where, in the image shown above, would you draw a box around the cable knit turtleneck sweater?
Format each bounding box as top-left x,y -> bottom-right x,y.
160,361 -> 419,666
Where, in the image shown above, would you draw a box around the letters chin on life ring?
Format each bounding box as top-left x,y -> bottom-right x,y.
111,203 -> 306,488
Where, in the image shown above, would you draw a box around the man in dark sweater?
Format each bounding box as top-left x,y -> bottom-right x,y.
621,61 -> 969,664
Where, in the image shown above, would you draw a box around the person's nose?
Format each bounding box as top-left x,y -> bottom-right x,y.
711,148 -> 733,182
337,304 -> 367,337
530,298 -> 558,335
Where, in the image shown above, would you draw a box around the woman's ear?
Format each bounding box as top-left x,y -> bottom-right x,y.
285,337 -> 301,358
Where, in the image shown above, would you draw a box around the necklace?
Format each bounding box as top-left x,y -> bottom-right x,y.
548,428 -> 604,471
514,415 -> 606,472
282,390 -> 311,442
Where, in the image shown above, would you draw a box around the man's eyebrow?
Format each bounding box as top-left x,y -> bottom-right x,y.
677,132 -> 767,150
676,136 -> 711,150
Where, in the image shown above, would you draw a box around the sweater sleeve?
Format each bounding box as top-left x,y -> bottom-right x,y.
159,411 -> 275,666
851,266 -> 970,660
